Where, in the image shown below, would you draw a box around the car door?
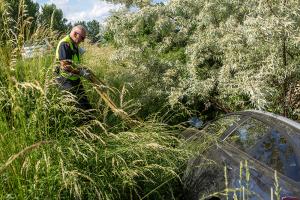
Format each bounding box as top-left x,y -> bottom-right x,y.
182,114 -> 247,200
222,116 -> 300,199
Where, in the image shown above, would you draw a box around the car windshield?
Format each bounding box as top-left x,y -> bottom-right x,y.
184,115 -> 243,154
250,129 -> 300,182
225,117 -> 270,151
201,115 -> 242,137
226,117 -> 300,182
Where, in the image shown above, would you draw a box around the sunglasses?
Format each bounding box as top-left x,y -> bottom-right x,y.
75,31 -> 86,40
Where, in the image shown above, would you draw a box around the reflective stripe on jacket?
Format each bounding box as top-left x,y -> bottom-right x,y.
55,35 -> 80,80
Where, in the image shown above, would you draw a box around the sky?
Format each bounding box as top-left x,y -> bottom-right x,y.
33,0 -> 165,23
33,0 -> 123,23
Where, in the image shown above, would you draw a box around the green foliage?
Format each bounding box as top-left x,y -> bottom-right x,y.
105,0 -> 300,120
75,20 -> 103,44
0,0 -> 39,35
74,20 -> 88,29
38,4 -> 68,32
0,0 -> 37,45
1,0 -> 300,198
103,0 -> 151,8
87,20 -> 103,43
0,5 -> 192,197
0,0 -> 69,48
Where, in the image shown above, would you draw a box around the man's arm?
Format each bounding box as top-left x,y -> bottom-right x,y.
58,42 -> 80,75
57,42 -> 93,78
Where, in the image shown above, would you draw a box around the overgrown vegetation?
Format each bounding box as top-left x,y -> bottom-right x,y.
104,0 -> 300,120
0,1 -> 193,199
1,0 -> 300,199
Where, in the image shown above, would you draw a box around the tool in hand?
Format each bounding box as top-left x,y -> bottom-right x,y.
80,67 -> 141,127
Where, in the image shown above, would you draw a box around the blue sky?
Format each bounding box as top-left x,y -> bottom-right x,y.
33,0 -> 123,23
33,0 -> 165,23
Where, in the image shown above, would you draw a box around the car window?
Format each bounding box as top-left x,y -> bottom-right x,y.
250,129 -> 300,182
202,115 -> 242,136
226,117 -> 300,182
225,117 -> 270,151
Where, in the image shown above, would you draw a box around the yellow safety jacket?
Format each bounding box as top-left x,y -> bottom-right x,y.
56,35 -> 80,80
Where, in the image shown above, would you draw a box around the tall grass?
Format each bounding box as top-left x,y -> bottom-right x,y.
0,2 -> 193,199
0,80 -> 191,199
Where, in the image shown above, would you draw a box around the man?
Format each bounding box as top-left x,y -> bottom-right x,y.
55,25 -> 92,110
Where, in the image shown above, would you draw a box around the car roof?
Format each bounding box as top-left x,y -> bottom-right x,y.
230,110 -> 300,132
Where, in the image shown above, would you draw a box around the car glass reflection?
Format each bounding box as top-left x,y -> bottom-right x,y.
225,117 -> 270,151
250,130 -> 300,182
202,115 -> 242,136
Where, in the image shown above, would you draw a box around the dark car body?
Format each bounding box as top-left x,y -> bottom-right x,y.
182,110 -> 300,200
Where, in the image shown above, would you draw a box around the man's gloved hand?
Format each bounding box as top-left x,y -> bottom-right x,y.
79,67 -> 92,79
98,84 -> 109,92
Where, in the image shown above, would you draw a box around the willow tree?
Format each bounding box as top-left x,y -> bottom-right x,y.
103,0 -> 160,8
104,0 -> 300,119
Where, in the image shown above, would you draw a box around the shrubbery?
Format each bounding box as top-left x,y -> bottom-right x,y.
104,0 -> 300,120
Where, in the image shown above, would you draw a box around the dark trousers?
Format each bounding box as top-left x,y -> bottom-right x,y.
56,76 -> 92,110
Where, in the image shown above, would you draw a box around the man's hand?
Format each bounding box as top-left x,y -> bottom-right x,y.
98,84 -> 109,92
79,67 -> 92,79
60,60 -> 80,75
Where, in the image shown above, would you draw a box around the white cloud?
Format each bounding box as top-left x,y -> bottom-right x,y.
36,0 -> 122,23
66,3 -> 120,22
73,2 -> 121,23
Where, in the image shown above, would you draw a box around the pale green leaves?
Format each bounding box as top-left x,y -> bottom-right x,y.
105,0 -> 300,115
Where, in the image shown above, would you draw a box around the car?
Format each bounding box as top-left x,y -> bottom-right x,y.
181,110 -> 300,200
21,39 -> 52,59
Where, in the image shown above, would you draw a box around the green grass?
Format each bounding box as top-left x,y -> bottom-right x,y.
0,37 -> 194,199
1,2 -> 294,199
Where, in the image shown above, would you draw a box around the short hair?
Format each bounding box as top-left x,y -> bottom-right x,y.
72,25 -> 87,34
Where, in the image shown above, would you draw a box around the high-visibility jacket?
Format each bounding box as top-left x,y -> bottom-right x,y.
56,35 -> 80,80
